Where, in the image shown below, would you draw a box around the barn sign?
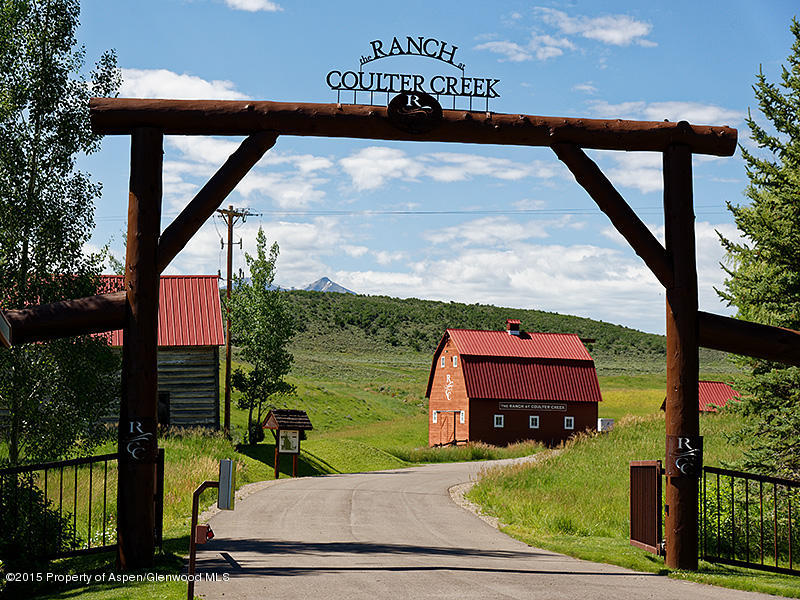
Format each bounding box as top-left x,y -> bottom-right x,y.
326,35 -> 500,110
499,402 -> 568,412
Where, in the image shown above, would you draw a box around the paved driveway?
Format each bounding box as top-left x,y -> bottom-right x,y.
195,460 -> 778,600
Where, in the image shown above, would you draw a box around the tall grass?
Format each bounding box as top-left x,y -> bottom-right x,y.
387,440 -> 542,463
469,412 -> 746,540
467,412 -> 800,597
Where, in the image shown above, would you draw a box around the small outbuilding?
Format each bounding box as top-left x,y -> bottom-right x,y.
102,275 -> 224,428
425,319 -> 602,447
698,381 -> 740,412
660,380 -> 740,413
262,409 -> 314,478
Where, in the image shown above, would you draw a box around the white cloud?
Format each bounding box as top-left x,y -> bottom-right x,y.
237,171 -> 328,208
529,33 -> 575,60
224,0 -> 282,12
475,33 -> 574,62
120,68 -> 249,100
513,198 -> 547,210
605,152 -> 663,194
334,241 -> 665,332
572,82 -> 598,94
340,147 -> 425,191
598,150 -> 739,195
424,216 -> 555,247
159,136 -> 334,211
535,7 -> 655,47
374,250 -> 408,265
167,136 -> 242,165
601,220 -> 740,319
170,217 -> 347,286
476,8 -> 652,64
589,100 -> 743,125
427,153 -> 554,182
339,147 -> 557,191
474,41 -> 533,62
342,245 -> 369,258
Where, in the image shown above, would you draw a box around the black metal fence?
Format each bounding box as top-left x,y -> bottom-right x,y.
702,465 -> 798,575
0,449 -> 164,559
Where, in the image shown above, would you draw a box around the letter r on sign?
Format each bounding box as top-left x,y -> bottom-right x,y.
406,93 -> 431,109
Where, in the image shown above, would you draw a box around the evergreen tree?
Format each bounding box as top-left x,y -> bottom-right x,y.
718,18 -> 800,479
0,0 -> 121,464
228,228 -> 296,444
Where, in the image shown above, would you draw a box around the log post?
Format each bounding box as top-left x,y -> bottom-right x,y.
117,127 -> 163,570
663,143 -> 700,570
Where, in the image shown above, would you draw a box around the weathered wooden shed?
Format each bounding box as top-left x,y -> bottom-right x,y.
426,320 -> 602,447
103,275 -> 224,428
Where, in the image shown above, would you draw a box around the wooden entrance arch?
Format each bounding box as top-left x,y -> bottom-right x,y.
5,98 -> 800,571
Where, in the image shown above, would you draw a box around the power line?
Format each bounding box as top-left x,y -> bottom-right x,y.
93,204 -> 733,222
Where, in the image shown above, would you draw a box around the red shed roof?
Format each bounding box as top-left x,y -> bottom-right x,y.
699,381 -> 740,412
100,275 -> 224,347
425,328 -> 601,402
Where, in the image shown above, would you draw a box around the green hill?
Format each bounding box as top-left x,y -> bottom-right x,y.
284,290 -> 736,375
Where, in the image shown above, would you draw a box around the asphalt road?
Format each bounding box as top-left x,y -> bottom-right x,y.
195,460 -> 778,600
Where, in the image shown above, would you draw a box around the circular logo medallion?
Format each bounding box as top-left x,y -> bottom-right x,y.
387,91 -> 443,134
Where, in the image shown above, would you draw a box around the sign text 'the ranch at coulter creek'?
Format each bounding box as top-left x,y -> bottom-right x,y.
326,35 -> 500,109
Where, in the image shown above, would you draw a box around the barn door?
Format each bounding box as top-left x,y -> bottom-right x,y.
630,460 -> 663,555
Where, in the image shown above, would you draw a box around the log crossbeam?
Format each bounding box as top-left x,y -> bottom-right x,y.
4,132 -> 277,344
89,98 -> 738,157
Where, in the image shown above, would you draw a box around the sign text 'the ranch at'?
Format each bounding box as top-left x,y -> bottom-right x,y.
326,35 -> 500,109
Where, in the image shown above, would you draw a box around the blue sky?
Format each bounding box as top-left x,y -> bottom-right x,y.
76,1 -> 798,334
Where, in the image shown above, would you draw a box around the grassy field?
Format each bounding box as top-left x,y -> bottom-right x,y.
467,411 -> 800,597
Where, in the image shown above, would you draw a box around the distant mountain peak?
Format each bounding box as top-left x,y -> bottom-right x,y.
304,277 -> 355,294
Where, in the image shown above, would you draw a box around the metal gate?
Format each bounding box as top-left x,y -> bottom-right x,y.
630,460 -> 663,555
0,449 -> 164,559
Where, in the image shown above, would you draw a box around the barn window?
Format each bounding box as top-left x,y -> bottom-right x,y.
432,410 -> 438,423
494,414 -> 504,428
564,416 -> 574,430
452,355 -> 458,368
441,356 -> 445,368
529,415 -> 539,429
459,410 -> 465,424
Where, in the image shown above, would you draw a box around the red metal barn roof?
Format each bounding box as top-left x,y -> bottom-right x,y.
100,275 -> 224,347
425,328 -> 601,402
448,329 -> 593,360
699,381 -> 740,412
461,358 -> 602,402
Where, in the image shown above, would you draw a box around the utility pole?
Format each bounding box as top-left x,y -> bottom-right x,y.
216,205 -> 252,438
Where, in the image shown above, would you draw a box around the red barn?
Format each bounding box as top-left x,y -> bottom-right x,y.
425,320 -> 602,447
